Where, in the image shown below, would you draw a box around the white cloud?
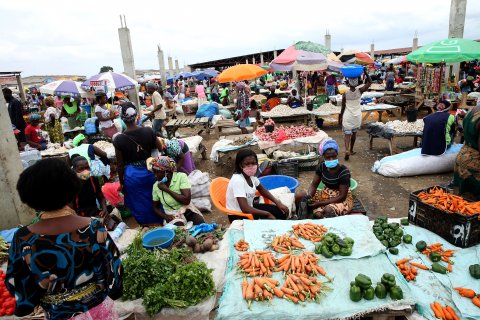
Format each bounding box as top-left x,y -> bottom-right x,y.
0,0 -> 479,76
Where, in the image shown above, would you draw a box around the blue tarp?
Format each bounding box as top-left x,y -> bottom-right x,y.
196,103 -> 219,120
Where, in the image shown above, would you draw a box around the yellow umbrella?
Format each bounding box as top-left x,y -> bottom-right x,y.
218,64 -> 267,83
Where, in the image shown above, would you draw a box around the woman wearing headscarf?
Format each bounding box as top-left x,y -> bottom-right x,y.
113,102 -> 165,225
6,158 -> 122,319
163,139 -> 196,175
95,92 -> 118,138
61,96 -> 82,129
149,156 -> 205,226
69,133 -> 111,178
421,101 -> 456,156
235,82 -> 250,134
25,113 -> 48,150
43,96 -> 64,144
295,140 -> 354,218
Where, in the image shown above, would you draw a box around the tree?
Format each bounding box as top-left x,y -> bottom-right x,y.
99,66 -> 114,73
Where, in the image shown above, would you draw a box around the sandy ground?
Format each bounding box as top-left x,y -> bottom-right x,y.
172,109 -> 453,226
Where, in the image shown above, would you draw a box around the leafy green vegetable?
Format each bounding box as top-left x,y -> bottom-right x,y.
143,261 -> 215,315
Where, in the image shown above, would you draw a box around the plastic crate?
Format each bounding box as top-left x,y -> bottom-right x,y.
274,161 -> 299,178
408,186 -> 480,248
297,155 -> 321,171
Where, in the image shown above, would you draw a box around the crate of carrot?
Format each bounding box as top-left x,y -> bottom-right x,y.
409,186 -> 480,248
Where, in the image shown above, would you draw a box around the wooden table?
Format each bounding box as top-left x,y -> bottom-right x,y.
369,131 -> 422,155
165,117 -> 209,139
361,104 -> 402,123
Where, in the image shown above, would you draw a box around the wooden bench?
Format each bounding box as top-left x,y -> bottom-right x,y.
165,117 -> 210,139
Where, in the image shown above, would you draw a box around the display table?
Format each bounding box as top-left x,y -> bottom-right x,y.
165,117 -> 209,138
361,103 -> 402,123
367,122 -> 422,155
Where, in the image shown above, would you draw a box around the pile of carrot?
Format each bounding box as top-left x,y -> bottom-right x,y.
242,277 -> 281,307
234,239 -> 249,251
421,243 -> 455,268
281,273 -> 328,303
292,223 -> 328,242
271,234 -> 305,253
453,287 -> 480,309
430,302 -> 460,320
274,252 -> 332,280
237,251 -> 276,277
418,187 -> 480,216
395,258 -> 428,281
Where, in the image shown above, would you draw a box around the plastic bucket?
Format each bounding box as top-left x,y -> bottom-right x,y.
406,109 -> 417,122
142,228 -> 175,250
259,175 -> 299,193
315,118 -> 324,129
318,178 -> 358,191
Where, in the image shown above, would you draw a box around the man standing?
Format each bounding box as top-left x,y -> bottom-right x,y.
147,83 -> 166,136
3,88 -> 26,142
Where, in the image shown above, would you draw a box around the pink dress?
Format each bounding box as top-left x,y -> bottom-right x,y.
195,85 -> 206,99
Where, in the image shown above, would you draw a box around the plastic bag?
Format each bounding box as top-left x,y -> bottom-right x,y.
275,128 -> 288,143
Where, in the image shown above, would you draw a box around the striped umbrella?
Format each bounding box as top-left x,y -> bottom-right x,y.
81,71 -> 138,92
270,44 -> 328,71
39,80 -> 92,97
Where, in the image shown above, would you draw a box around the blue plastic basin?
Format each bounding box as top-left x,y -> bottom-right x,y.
341,65 -> 364,78
143,228 -> 175,250
259,175 -> 299,193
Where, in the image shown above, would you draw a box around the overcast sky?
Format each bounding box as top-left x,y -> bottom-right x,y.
1,0 -> 479,77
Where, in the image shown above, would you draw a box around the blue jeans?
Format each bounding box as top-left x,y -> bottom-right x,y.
386,79 -> 395,91
152,119 -> 164,135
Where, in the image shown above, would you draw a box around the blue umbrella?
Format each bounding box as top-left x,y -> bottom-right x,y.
174,72 -> 194,80
192,71 -> 211,80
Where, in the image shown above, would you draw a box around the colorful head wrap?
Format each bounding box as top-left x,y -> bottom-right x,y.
148,156 -> 177,172
29,113 -> 41,122
120,102 -> 138,123
73,133 -> 86,147
236,82 -> 246,89
319,139 -> 339,155
166,139 -> 182,158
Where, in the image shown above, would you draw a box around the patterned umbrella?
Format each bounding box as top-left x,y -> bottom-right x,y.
337,50 -> 374,65
270,44 -> 328,72
294,41 -> 332,56
81,71 -> 138,92
39,80 -> 92,97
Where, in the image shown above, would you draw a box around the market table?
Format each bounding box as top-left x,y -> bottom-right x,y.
361,103 -> 402,123
367,122 -> 422,155
165,117 -> 210,139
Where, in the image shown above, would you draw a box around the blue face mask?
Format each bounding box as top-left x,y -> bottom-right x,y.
324,159 -> 339,168
160,176 -> 168,184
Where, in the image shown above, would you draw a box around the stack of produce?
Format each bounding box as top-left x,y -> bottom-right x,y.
314,103 -> 341,114
314,232 -> 354,257
255,125 -> 317,142
0,270 -> 15,316
93,140 -> 115,158
417,187 -> 480,216
452,287 -> 480,311
172,225 -> 225,253
122,234 -> 215,315
430,302 -> 461,319
280,273 -> 331,303
372,217 -> 412,251
395,258 -> 428,281
415,241 -> 454,273
237,251 -> 276,277
260,105 -> 311,117
242,277 -> 280,307
274,252 -> 331,279
234,239 -> 249,251
350,273 -> 403,302
270,234 -> 305,253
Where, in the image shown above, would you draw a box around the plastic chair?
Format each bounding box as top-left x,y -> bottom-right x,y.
262,97 -> 281,112
210,177 -> 271,221
312,95 -> 328,108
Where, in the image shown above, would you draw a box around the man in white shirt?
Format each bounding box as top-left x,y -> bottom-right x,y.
147,82 -> 166,135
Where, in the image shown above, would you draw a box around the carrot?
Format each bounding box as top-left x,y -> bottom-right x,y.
433,302 -> 446,319
472,296 -> 480,308
442,306 -> 453,320
445,306 -> 460,320
396,258 -> 412,265
272,287 -> 284,298
447,264 -> 452,273
298,292 -> 306,301
284,293 -> 299,303
281,287 -> 296,296
431,303 -> 443,319
245,280 -> 254,301
454,287 -> 476,298
410,262 -> 429,270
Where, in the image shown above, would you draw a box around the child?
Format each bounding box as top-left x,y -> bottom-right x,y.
25,113 -> 47,150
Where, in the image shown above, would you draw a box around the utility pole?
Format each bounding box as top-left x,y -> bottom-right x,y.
448,0 -> 467,82
118,15 -> 140,108
157,44 -> 166,87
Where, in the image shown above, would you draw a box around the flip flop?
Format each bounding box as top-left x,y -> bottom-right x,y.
350,151 -> 357,155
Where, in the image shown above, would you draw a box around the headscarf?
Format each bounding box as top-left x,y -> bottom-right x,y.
436,100 -> 451,112
73,133 -> 86,147
29,113 -> 41,122
348,78 -> 359,87
319,139 -> 339,155
165,139 -> 182,158
147,156 -> 177,172
120,102 -> 138,123
236,82 -> 246,90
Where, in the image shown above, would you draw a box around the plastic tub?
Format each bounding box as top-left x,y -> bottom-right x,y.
317,178 -> 358,191
143,228 -> 175,250
259,175 -> 299,193
340,65 -> 364,78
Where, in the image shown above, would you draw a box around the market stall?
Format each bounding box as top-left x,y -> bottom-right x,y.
260,105 -> 312,124
165,117 -> 210,139
361,103 -> 402,123
367,119 -> 423,155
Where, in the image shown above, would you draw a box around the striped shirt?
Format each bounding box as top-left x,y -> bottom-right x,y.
315,162 -> 351,189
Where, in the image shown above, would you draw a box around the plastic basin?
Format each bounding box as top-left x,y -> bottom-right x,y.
259,175 -> 299,193
143,228 -> 175,250
341,65 -> 364,78
317,178 -> 358,191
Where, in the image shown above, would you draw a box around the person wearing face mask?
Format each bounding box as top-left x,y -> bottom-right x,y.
340,68 -> 371,160
225,149 -> 289,222
295,140 -> 353,218
149,156 -> 205,226
71,155 -> 108,218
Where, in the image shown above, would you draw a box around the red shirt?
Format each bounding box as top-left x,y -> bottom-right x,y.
25,124 -> 43,143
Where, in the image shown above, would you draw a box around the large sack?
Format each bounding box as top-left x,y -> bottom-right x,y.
372,144 -> 462,177
189,170 -> 211,198
191,197 -> 212,212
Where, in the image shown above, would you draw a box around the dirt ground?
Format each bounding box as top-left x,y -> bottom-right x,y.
148,109 -> 453,226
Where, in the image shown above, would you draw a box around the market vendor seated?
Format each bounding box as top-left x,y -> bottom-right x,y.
287,89 -> 304,108
69,133 -> 111,178
162,139 -> 196,175
226,149 -> 289,222
71,155 -> 108,218
25,113 -> 47,150
421,101 -> 456,156
149,156 -> 205,226
295,140 -> 353,218
266,86 -> 277,101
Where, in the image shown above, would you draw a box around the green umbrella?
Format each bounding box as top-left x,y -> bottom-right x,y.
407,38 -> 480,63
294,41 -> 332,55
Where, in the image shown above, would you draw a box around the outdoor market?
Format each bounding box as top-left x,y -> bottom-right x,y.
1,1 -> 480,320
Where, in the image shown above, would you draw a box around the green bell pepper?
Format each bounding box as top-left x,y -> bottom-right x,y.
339,246 -> 352,256
376,234 -> 385,241
400,218 -> 409,226
335,238 -> 347,248
381,273 -> 396,289
430,252 -> 442,262
324,236 -> 334,246
344,237 -> 355,245
349,284 -> 362,302
321,244 -> 334,258
363,286 -> 375,300
389,285 -> 403,300
355,274 -> 372,289
381,223 -> 389,230
331,244 -> 340,254
381,240 -> 389,248
375,283 -> 387,299
416,240 -> 427,252
402,234 -> 412,244
469,264 -> 480,279
389,222 -> 400,230
389,247 -> 399,255
314,243 -> 322,254
431,262 -> 447,274
394,228 -> 404,237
